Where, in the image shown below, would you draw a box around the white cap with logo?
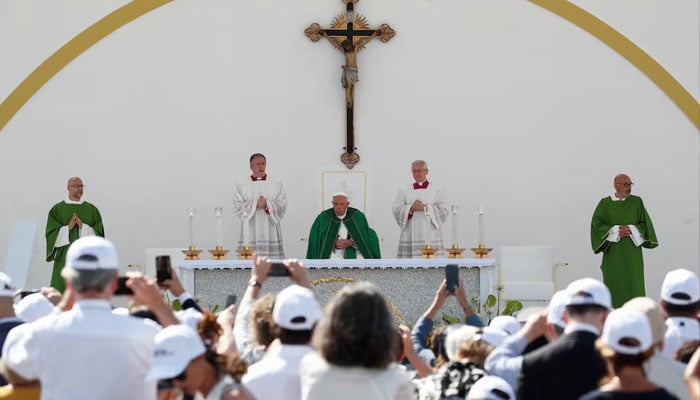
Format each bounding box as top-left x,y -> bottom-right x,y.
146,324 -> 205,382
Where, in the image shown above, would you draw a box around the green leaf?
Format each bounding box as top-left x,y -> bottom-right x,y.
502,300 -> 523,316
484,294 -> 497,308
171,298 -> 183,311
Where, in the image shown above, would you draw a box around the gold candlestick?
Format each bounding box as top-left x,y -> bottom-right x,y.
470,244 -> 492,258
419,244 -> 438,259
182,245 -> 203,260
236,245 -> 255,260
446,244 -> 465,258
208,245 -> 230,260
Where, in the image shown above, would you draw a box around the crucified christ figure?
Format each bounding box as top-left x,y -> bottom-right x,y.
322,31 -> 380,109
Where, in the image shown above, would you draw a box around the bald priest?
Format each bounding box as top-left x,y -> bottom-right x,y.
306,192 -> 381,259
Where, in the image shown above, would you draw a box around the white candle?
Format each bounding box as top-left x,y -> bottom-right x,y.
477,205 -> 485,244
242,211 -> 250,247
423,204 -> 430,246
215,207 -> 222,247
188,208 -> 196,247
451,205 -> 459,246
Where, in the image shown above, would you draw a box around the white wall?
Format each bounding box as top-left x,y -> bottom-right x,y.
1,0 -> 698,296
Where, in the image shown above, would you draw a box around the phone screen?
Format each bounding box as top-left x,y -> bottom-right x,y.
445,264 -> 459,293
155,255 -> 172,283
225,294 -> 238,307
114,276 -> 133,295
268,262 -> 290,277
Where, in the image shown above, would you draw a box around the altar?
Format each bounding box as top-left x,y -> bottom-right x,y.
178,258 -> 496,326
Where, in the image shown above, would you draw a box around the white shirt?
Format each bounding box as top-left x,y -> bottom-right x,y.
4,299 -> 159,400
661,316 -> 700,359
243,344 -> 314,400
300,352 -> 416,400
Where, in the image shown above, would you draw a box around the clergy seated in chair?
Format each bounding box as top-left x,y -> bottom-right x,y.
306,192 -> 380,259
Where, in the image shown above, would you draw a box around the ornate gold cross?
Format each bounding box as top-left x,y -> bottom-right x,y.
305,0 -> 395,169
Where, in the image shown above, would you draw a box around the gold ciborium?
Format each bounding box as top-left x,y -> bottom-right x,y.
182,245 -> 203,260
419,244 -> 438,259
236,245 -> 255,260
446,244 -> 465,258
208,246 -> 230,260
470,244 -> 492,259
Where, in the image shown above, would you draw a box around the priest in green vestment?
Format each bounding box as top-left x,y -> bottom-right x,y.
591,174 -> 658,308
45,177 -> 105,292
306,192 -> 381,259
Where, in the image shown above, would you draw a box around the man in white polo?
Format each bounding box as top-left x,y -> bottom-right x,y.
3,236 -> 178,400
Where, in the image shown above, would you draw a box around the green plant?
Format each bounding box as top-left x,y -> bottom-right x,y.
481,284 -> 523,323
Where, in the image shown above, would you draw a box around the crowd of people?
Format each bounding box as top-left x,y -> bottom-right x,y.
15,162 -> 694,399
0,234 -> 698,399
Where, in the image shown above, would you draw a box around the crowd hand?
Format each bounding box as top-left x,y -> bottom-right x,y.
57,286 -> 77,312
40,286 -> 63,306
256,196 -> 267,209
127,275 -> 179,326
252,256 -> 271,284
398,324 -> 432,378
158,269 -> 185,296
410,199 -> 425,212
521,309 -> 548,343
217,304 -> 238,355
285,259 -> 311,288
454,276 -> 470,308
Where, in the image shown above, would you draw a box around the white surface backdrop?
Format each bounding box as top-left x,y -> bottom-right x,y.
0,0 -> 698,295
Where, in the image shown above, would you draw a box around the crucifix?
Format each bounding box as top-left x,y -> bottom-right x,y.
305,0 -> 395,169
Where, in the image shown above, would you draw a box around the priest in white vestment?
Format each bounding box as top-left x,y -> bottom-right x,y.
233,153 -> 286,258
392,160 -> 448,258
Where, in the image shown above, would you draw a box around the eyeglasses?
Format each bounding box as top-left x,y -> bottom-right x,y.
615,182 -> 634,188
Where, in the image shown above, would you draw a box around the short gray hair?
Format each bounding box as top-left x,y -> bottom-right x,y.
61,267 -> 116,293
411,160 -> 428,170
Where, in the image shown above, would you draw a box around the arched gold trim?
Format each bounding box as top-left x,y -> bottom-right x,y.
0,0 -> 173,132
529,0 -> 699,130
0,0 -> 697,132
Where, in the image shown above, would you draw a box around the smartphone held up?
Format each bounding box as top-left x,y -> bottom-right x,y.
445,264 -> 459,293
155,255 -> 172,283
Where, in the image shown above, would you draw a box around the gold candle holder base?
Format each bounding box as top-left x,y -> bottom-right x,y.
182,245 -> 203,260
419,244 -> 438,259
208,246 -> 230,260
470,244 -> 492,259
446,244 -> 465,258
236,245 -> 255,260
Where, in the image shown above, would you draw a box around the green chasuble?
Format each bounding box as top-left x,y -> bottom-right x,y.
306,207 -> 381,259
591,195 -> 657,308
46,201 -> 104,292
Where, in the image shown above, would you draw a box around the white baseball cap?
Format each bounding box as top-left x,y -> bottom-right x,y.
272,284 -> 322,331
547,290 -> 569,328
565,278 -> 611,309
660,268 -> 699,306
601,307 -> 653,355
444,324 -> 479,361
0,272 -> 15,297
623,297 -> 667,344
474,327 -> 509,347
466,375 -> 515,400
145,325 -> 205,381
489,315 -> 520,336
14,293 -> 54,322
65,236 -> 119,270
